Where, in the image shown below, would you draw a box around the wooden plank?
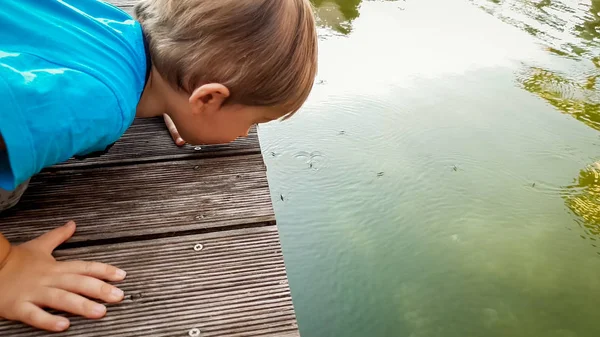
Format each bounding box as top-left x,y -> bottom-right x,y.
109,0 -> 137,7
0,154 -> 274,245
56,118 -> 260,169
0,227 -> 300,337
108,0 -> 135,14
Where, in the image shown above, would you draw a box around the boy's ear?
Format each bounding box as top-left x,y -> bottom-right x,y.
189,83 -> 230,115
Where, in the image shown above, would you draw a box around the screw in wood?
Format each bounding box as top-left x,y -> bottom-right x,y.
189,328 -> 201,337
194,243 -> 204,251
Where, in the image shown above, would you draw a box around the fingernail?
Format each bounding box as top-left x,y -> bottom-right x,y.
177,138 -> 184,144
92,304 -> 106,316
112,287 -> 124,299
115,269 -> 126,279
55,319 -> 69,331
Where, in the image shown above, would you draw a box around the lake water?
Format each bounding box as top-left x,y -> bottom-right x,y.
259,0 -> 600,336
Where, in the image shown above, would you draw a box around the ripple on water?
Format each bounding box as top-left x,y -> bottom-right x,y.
396,139 -> 575,236
293,150 -> 328,170
262,91 -> 411,191
266,87 -> 579,237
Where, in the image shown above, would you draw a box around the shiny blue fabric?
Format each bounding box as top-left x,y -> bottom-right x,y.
0,0 -> 147,191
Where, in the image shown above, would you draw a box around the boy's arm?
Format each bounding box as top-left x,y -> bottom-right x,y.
0,233 -> 10,269
0,222 -> 126,332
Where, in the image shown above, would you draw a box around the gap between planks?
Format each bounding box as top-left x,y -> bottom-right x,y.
53,118 -> 260,170
0,154 -> 275,245
0,227 -> 299,337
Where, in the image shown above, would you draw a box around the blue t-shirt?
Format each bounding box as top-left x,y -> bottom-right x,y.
0,0 -> 148,191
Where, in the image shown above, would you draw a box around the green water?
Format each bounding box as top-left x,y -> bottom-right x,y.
259,0 -> 600,336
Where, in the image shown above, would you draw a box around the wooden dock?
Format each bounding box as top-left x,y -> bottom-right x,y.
0,116 -> 299,336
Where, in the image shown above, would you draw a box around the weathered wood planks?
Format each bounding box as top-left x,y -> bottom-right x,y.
0,227 -> 299,337
0,0 -> 300,335
106,0 -> 135,14
107,0 -> 137,7
55,118 -> 260,169
0,154 -> 274,245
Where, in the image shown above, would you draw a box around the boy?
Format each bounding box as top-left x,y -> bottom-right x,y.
0,0 -> 317,332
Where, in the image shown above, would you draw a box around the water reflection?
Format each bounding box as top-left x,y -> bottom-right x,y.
266,0 -> 600,336
482,0 -> 600,248
311,0 -> 362,34
520,67 -> 600,131
564,161 -> 600,242
574,0 -> 599,44
472,0 -> 600,59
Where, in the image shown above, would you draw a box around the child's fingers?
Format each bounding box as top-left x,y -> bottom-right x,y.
58,260 -> 126,282
34,287 -> 106,319
50,274 -> 124,303
163,114 -> 185,146
27,221 -> 76,253
17,302 -> 70,332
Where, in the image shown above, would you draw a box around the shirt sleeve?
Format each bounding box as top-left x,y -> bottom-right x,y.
0,53 -> 124,191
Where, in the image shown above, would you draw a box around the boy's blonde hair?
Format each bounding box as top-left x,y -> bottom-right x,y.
134,0 -> 318,117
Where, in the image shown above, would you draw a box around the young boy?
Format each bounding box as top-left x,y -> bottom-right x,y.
0,0 -> 317,332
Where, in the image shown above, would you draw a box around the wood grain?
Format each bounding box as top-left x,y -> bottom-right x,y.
56,118 -> 260,169
106,0 -> 136,15
108,0 -> 138,8
0,227 -> 300,337
0,154 -> 274,245
0,1 -> 300,336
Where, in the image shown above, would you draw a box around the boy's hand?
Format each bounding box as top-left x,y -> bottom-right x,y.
0,221 -> 126,332
163,114 -> 185,147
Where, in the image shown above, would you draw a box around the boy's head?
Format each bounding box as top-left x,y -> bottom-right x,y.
135,0 -> 318,145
